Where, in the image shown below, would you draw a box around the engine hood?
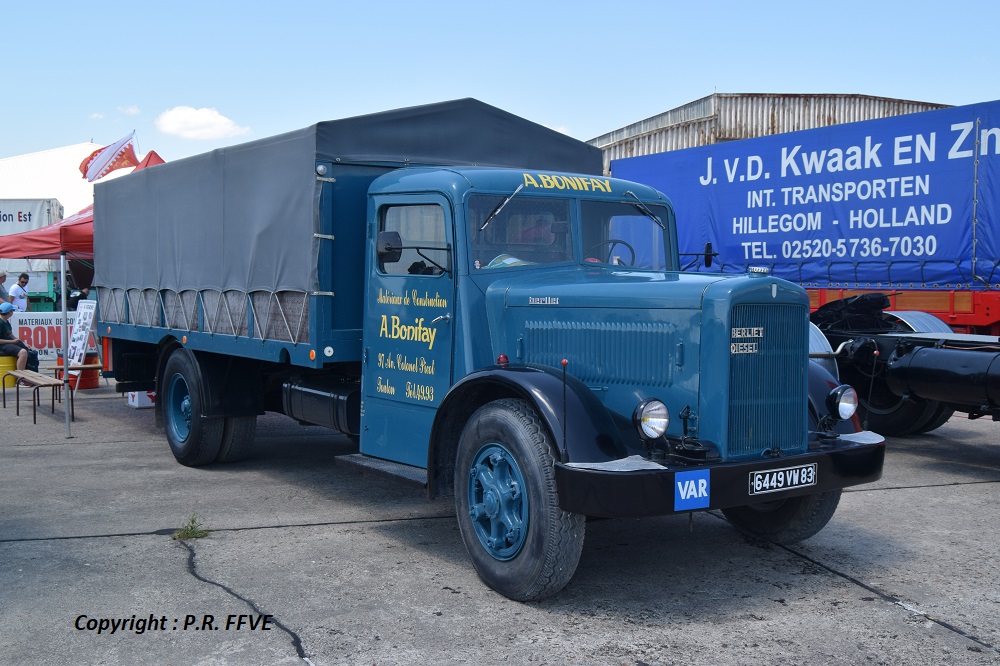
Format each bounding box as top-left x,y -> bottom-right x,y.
466,264 -> 811,463
484,265 -> 731,312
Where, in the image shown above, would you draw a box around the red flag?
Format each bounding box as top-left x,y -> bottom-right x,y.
79,132 -> 140,182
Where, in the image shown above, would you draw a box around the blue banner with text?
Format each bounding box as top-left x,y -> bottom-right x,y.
613,101 -> 1000,289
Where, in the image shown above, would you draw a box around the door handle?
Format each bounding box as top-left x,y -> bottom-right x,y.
430,313 -> 451,325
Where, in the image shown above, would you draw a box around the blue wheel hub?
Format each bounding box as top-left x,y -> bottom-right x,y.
167,374 -> 192,443
467,443 -> 528,561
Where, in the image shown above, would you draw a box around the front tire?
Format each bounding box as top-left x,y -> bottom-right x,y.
454,398 -> 585,601
162,350 -> 224,466
722,489 -> 842,544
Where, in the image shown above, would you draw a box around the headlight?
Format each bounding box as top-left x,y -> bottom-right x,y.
633,399 -> 669,439
826,385 -> 858,421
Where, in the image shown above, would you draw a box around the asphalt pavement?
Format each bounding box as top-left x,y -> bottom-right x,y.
1,384 -> 998,665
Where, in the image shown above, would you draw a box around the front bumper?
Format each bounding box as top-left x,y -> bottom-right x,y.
554,431 -> 885,517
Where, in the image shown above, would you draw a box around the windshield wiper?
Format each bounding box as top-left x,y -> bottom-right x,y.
479,183 -> 524,231
624,190 -> 664,229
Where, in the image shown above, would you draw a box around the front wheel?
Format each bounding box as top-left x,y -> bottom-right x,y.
454,398 -> 585,601
722,489 -> 842,544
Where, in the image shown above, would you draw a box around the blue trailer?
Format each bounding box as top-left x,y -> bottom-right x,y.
94,99 -> 884,600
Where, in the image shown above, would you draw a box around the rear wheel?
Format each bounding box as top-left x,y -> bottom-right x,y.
722,489 -> 842,544
454,398 -> 585,601
841,366 -> 943,437
216,415 -> 257,463
846,311 -> 954,436
910,405 -> 955,435
162,350 -> 224,466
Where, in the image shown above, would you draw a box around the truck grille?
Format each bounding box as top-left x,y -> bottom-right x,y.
727,304 -> 807,459
523,320 -> 675,387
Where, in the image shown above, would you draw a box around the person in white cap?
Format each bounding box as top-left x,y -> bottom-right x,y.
0,302 -> 32,370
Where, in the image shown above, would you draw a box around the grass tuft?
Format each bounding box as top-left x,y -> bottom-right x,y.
172,513 -> 210,540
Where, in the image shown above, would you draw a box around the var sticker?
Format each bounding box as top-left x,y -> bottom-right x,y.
674,469 -> 711,511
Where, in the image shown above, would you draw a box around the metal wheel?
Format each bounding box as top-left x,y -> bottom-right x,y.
454,398 -> 585,601
467,442 -> 528,560
162,350 -> 223,466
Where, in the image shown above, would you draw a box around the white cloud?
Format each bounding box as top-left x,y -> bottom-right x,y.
119,105 -> 141,116
155,106 -> 250,140
89,112 -> 105,120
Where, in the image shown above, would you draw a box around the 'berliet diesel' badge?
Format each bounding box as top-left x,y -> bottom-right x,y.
528,296 -> 559,305
730,326 -> 764,354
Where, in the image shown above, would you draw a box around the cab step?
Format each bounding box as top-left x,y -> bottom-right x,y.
336,453 -> 427,489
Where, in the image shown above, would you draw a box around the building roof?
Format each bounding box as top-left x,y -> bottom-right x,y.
588,93 -> 950,174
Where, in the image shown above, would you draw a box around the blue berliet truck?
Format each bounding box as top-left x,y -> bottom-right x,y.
94,100 -> 885,601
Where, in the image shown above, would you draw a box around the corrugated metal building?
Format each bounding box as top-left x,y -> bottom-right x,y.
589,93 -> 950,174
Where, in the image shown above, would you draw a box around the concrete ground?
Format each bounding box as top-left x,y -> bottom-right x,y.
1,385 -> 998,665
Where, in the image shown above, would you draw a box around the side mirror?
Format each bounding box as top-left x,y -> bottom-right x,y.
376,231 -> 403,264
704,242 -> 714,268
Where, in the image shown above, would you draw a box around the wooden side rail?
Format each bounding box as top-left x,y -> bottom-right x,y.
2,370 -> 73,424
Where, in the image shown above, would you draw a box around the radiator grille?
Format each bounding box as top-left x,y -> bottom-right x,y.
523,320 -> 675,387
727,304 -> 807,459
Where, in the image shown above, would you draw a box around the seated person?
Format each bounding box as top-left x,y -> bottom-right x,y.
517,214 -> 555,244
0,302 -> 32,370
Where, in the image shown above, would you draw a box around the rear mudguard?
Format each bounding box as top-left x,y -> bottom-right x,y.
156,344 -> 263,420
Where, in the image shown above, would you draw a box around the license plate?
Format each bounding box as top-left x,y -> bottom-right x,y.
749,463 -> 817,495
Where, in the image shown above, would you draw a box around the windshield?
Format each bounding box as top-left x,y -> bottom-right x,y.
469,195 -> 573,270
581,200 -> 673,270
468,195 -> 674,271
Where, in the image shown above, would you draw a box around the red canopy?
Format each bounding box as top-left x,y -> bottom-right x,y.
0,204 -> 94,260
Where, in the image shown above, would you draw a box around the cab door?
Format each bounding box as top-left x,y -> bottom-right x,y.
360,196 -> 454,467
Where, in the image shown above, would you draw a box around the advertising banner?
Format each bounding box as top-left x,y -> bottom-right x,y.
11,310 -> 97,362
612,101 -> 1000,289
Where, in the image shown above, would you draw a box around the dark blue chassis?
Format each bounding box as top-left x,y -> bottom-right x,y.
554,436 -> 885,518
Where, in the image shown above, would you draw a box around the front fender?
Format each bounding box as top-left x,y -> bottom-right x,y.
427,364 -> 627,497
808,359 -> 861,434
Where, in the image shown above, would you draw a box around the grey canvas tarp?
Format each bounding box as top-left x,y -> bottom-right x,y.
94,98 -> 603,296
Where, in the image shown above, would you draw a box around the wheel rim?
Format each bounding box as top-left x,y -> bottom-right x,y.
467,443 -> 528,561
167,373 -> 192,443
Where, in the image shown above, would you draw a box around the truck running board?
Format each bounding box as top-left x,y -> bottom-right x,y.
336,454 -> 427,489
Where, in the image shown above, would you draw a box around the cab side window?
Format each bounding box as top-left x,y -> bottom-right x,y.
380,204 -> 448,276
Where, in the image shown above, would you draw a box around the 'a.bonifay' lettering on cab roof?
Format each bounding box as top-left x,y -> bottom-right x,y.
522,173 -> 611,193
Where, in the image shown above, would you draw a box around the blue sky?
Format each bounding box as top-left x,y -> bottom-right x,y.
3,0 -> 998,162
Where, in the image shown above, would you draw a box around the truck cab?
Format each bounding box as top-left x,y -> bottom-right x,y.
360,166 -> 884,599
